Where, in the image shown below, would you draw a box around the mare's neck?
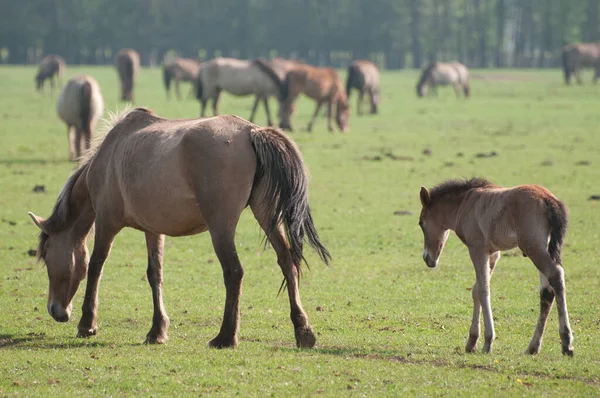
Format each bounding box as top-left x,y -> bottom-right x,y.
67,169 -> 96,243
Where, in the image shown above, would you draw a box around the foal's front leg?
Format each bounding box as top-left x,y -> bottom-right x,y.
144,233 -> 170,344
307,101 -> 323,132
466,251 -> 500,353
468,248 -> 495,353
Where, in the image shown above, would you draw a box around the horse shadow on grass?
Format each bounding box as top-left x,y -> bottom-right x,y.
0,332 -> 110,350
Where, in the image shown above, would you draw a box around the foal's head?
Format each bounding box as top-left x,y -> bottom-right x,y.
29,212 -> 89,322
418,187 -> 449,268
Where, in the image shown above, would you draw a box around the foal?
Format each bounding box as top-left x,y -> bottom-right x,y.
418,178 -> 574,356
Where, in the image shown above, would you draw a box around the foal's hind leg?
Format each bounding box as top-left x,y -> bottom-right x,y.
527,249 -> 574,355
144,233 -> 170,344
466,251 -> 500,353
526,272 -> 554,355
250,197 -> 316,348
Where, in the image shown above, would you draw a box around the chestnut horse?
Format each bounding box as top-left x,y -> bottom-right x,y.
28,107 -> 330,348
561,42 -> 600,84
346,60 -> 380,115
418,178 -> 573,356
416,62 -> 470,98
279,63 -> 349,133
56,75 -> 104,161
115,49 -> 140,102
195,57 -> 283,126
36,55 -> 65,93
163,57 -> 202,100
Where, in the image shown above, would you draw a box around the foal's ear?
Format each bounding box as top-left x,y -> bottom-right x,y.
28,212 -> 49,234
419,187 -> 430,206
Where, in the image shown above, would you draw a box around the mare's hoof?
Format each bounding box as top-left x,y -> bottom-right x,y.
145,333 -> 168,344
482,343 -> 493,354
562,346 -> 574,357
526,343 -> 540,355
76,327 -> 97,338
294,326 -> 316,348
208,335 -> 237,349
465,334 -> 478,353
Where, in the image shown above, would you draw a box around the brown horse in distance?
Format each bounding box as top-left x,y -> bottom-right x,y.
28,107 -> 330,348
163,57 -> 202,100
36,55 -> 65,93
561,42 -> 600,84
418,178 -> 573,356
279,63 -> 349,132
346,60 -> 380,115
115,49 -> 140,102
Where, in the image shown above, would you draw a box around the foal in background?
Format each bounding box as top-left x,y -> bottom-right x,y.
35,55 -> 65,93
418,178 -> 574,356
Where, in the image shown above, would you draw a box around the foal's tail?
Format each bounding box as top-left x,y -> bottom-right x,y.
346,64 -> 360,97
249,127 -> 331,268
546,198 -> 568,264
80,81 -> 93,135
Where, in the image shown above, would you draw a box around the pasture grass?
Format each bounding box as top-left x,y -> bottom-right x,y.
0,65 -> 599,396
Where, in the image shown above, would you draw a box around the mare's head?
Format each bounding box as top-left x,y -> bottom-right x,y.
28,213 -> 89,322
418,187 -> 449,268
336,95 -> 350,132
416,63 -> 436,98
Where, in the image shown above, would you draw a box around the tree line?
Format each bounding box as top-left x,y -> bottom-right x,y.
1,0 -> 598,69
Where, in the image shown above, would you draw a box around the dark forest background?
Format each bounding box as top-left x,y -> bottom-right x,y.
1,0 -> 598,68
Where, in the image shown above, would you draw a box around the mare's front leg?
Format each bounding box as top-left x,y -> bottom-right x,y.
326,99 -> 334,132
144,232 -> 170,344
468,248 -> 495,353
357,89 -> 365,115
466,251 -> 500,353
307,101 -> 323,132
77,222 -> 119,338
263,97 -> 273,126
526,272 -> 555,355
208,228 -> 244,348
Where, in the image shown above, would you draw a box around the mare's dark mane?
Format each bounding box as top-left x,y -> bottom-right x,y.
416,62 -> 437,88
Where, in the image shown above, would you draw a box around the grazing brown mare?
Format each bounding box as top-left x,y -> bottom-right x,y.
346,60 -> 380,115
416,62 -> 470,98
561,42 -> 600,84
36,55 -> 65,92
279,63 -> 350,133
28,107 -> 330,348
56,75 -> 104,161
163,57 -> 202,100
115,49 -> 140,102
418,178 -> 573,356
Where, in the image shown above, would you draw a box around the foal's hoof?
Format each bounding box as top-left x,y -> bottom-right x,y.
526,343 -> 541,355
294,326 -> 316,348
562,346 -> 574,357
465,335 -> 478,353
76,327 -> 98,338
208,335 -> 238,349
145,333 -> 168,344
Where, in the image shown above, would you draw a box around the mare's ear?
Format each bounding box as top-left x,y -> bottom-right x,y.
419,187 -> 430,206
28,212 -> 49,234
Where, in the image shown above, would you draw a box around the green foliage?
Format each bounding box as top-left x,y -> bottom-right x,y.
0,66 -> 599,396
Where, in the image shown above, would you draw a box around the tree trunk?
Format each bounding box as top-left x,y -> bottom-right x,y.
495,0 -> 504,67
410,0 -> 422,68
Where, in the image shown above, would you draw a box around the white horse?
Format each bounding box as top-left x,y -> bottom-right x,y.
195,57 -> 282,126
416,62 -> 470,98
57,75 -> 104,161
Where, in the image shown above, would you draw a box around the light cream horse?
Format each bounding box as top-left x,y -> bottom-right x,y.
416,62 -> 470,98
561,42 -> 600,84
346,60 -> 380,115
36,55 -> 65,93
163,57 -> 202,100
195,57 -> 283,126
56,75 -> 104,161
115,49 -> 140,102
28,107 -> 330,348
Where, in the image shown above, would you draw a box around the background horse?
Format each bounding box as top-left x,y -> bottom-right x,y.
115,48 -> 140,102
28,107 -> 330,349
56,75 -> 104,161
195,57 -> 283,126
35,55 -> 65,93
346,60 -> 380,115
418,178 -> 573,356
416,62 -> 470,98
561,42 -> 600,84
163,57 -> 202,100
279,63 -> 349,132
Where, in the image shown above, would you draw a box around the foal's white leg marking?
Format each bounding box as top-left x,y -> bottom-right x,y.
552,266 -> 574,355
527,272 -> 553,355
469,248 -> 495,353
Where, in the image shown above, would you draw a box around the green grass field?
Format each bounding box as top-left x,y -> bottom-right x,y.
0,65 -> 599,396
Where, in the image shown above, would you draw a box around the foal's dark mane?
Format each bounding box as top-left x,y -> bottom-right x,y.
429,177 -> 494,202
416,62 -> 437,89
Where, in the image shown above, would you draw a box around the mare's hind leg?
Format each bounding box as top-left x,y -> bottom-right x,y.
67,126 -> 75,161
74,127 -> 83,160
468,248 -> 495,353
248,95 -> 260,123
212,89 -> 222,115
77,221 -> 120,338
263,97 -> 273,126
526,272 -> 554,355
144,233 -> 170,344
526,249 -> 574,356
307,101 -> 323,132
250,192 -> 316,348
208,226 -> 244,348
466,251 -> 500,353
